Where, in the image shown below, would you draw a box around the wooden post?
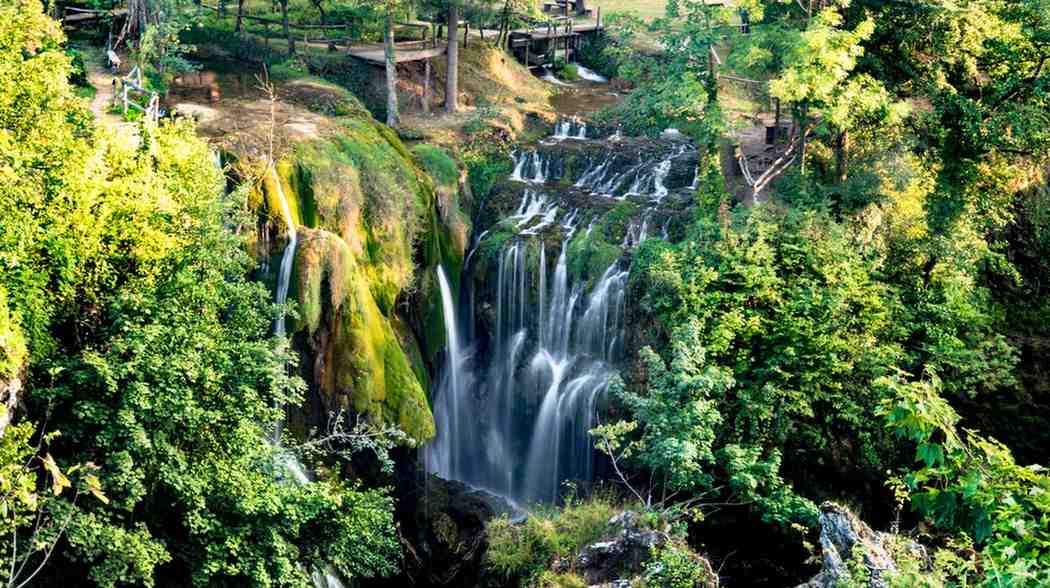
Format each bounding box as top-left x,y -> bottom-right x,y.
464,21 -> 469,48
423,57 -> 430,114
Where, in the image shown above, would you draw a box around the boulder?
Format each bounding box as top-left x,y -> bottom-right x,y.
569,511 -> 667,585
395,474 -> 515,587
797,502 -> 926,588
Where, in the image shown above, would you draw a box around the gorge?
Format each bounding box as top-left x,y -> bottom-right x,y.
4,1 -> 1049,586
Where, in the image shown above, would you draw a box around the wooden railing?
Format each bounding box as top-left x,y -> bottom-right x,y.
118,66 -> 161,124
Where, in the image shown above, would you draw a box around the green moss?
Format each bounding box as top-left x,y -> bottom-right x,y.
0,289 -> 26,380
335,276 -> 435,442
254,116 -> 472,442
291,229 -> 352,335
412,144 -> 459,188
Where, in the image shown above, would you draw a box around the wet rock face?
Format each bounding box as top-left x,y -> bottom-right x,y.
396,474 -> 514,588
797,502 -> 926,588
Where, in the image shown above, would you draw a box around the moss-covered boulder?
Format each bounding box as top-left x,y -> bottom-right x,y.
250,114 -> 470,443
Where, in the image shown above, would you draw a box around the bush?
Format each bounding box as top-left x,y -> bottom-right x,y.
643,542 -> 714,588
485,497 -> 618,585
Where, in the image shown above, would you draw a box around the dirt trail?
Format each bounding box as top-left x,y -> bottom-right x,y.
85,59 -> 124,127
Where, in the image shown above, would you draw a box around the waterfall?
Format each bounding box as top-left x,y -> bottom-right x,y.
426,217 -> 627,504
426,266 -> 468,480
269,164 -> 347,588
272,165 -> 297,338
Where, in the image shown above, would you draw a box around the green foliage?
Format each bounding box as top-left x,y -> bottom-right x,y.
879,375 -> 1050,586
598,2 -> 729,148
0,3 -> 401,585
642,541 -> 712,588
485,496 -> 617,585
576,33 -> 621,80
0,289 -> 25,380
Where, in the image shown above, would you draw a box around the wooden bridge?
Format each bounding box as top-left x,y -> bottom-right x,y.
508,14 -> 604,68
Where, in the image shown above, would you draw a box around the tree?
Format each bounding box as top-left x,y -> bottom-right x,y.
383,2 -> 399,126
0,4 -> 401,584
277,0 -> 296,55
766,6 -> 876,174
879,374 -> 1050,585
445,0 -> 460,114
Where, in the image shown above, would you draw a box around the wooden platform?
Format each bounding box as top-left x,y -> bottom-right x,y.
63,7 -> 127,25
347,43 -> 446,65
512,22 -> 601,41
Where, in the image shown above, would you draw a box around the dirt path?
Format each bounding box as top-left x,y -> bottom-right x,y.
85,59 -> 125,128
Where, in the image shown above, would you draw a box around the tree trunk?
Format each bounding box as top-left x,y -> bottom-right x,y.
384,12 -> 399,126
445,2 -> 460,114
311,0 -> 328,38
773,97 -> 781,143
799,101 -> 809,174
499,0 -> 511,46
423,58 -> 430,114
280,0 -> 294,54
235,0 -> 245,33
835,129 -> 849,183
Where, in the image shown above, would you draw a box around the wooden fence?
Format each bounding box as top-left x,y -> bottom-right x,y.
118,66 -> 161,124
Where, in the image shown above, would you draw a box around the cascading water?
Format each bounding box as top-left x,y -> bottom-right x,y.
269,164 -> 346,588
272,164 -> 297,339
427,189 -> 629,504
427,126 -> 697,505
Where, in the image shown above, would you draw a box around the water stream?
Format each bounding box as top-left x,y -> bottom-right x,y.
269,164 -> 347,588
424,124 -> 694,505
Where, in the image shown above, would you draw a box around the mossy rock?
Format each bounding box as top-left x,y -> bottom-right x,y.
250,114 -> 473,443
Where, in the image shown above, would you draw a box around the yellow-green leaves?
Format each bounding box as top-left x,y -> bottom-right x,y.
42,453 -> 70,497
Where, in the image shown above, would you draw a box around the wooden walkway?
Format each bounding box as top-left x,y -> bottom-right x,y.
62,7 -> 127,25
346,43 -> 446,65
512,22 -> 601,41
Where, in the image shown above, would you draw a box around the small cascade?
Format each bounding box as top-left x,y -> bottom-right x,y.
509,150 -> 528,182
553,119 -> 573,140
272,164 -> 297,338
268,164 -> 348,588
510,151 -> 552,184
550,117 -> 588,141
651,156 -> 674,202
541,69 -> 574,87
425,267 -> 469,481
575,65 -> 609,83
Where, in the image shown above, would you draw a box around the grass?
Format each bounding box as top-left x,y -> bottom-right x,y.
485,496 -> 619,585
592,0 -> 668,21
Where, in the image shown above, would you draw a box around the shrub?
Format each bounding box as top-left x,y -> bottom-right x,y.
485,497 -> 617,585
643,542 -> 714,588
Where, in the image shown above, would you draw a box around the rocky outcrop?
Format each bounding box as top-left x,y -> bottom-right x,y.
246,117 -> 469,443
0,372 -> 21,437
396,474 -> 514,587
547,511 -> 717,587
567,511 -> 667,585
797,502 -> 926,588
